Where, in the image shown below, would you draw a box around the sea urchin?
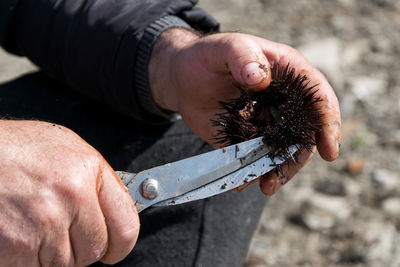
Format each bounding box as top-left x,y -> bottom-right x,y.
212,63 -> 323,166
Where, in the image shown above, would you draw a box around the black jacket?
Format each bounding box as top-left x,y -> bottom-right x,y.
0,0 -> 219,123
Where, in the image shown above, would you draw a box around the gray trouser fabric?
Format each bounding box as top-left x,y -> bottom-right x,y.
0,72 -> 267,267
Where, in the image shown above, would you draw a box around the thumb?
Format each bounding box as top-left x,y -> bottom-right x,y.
207,34 -> 272,91
98,162 -> 140,264
239,61 -> 271,91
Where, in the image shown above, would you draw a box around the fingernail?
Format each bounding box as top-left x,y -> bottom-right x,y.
241,62 -> 268,86
262,177 -> 276,196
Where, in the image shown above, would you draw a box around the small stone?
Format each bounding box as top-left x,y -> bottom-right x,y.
341,39 -> 369,67
308,194 -> 352,221
346,159 -> 365,175
297,193 -> 352,231
337,0 -> 356,8
330,223 -> 356,239
370,169 -> 399,197
245,237 -> 269,267
301,204 -> 336,230
382,197 -> 400,217
288,186 -> 314,204
349,76 -> 387,101
370,37 -> 393,53
345,179 -> 362,197
340,91 -> 358,117
364,221 -> 396,262
383,130 -> 400,148
339,243 -> 366,264
314,179 -> 346,196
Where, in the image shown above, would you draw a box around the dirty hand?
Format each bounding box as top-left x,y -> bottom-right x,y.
0,120 -> 139,266
149,28 -> 341,196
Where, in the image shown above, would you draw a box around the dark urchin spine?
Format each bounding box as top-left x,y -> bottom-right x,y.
212,63 -> 323,165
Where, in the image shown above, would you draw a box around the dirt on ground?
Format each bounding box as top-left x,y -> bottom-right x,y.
198,0 -> 400,266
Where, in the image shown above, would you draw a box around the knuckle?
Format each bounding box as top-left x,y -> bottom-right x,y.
56,177 -> 88,205
55,154 -> 102,204
117,219 -> 140,247
231,40 -> 256,57
220,33 -> 253,52
281,43 -> 298,56
70,218 -> 108,266
85,225 -> 109,264
0,236 -> 36,265
48,253 -> 73,267
281,43 -> 295,52
31,199 -> 62,229
280,45 -> 309,64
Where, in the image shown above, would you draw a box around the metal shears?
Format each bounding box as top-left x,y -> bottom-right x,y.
116,137 -> 298,213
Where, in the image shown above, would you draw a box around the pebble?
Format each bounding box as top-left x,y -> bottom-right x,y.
337,0 -> 357,7
339,92 -> 358,117
364,221 -> 396,262
346,159 -> 365,175
339,242 -> 366,264
308,194 -> 352,220
301,204 -> 336,230
384,130 -> 400,148
314,179 -> 346,196
349,76 -> 387,101
245,236 -> 271,267
370,37 -> 393,53
370,169 -> 399,197
287,186 -> 314,207
382,197 -> 400,217
345,179 -> 362,197
299,193 -> 352,231
341,39 -> 369,67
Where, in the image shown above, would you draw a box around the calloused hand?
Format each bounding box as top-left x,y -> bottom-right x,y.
0,120 -> 139,266
149,29 -> 341,196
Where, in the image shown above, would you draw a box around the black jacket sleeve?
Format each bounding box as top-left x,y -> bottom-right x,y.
0,0 -> 219,123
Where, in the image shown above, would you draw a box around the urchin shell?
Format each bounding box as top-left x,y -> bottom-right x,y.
212,63 -> 323,163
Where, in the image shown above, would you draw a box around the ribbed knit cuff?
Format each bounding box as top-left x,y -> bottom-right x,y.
135,15 -> 191,120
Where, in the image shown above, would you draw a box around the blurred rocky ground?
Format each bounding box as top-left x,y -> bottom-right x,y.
198,0 -> 400,266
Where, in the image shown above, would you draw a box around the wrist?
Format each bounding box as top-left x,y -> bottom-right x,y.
149,27 -> 200,112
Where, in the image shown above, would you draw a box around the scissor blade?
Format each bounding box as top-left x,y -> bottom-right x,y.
154,145 -> 298,207
117,136 -> 267,213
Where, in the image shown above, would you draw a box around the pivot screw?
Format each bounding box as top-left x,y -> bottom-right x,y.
141,178 -> 159,200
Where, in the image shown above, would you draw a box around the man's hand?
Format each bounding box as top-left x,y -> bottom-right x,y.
0,120 -> 139,266
149,29 -> 341,196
